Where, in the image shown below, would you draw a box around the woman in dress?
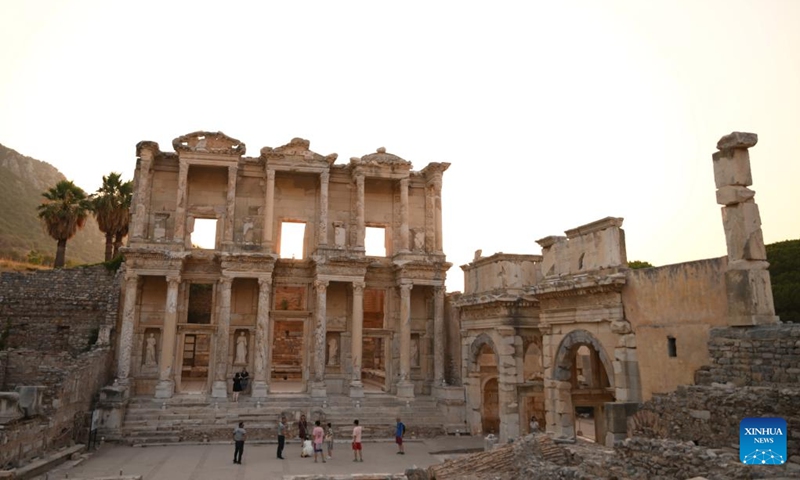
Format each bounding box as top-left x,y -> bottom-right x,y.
232,372 -> 242,402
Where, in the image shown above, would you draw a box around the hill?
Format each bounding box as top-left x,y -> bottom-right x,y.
0,143 -> 105,265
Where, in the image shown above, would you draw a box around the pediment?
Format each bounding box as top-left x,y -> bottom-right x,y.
351,147 -> 411,167
172,131 -> 246,156
260,137 -> 338,166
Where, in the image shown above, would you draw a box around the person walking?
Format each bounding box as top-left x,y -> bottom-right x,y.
232,372 -> 242,402
277,415 -> 286,459
395,417 -> 406,454
325,422 -> 334,460
312,420 -> 326,463
232,422 -> 246,464
352,419 -> 363,462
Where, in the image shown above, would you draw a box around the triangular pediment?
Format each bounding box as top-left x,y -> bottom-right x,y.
172,131 -> 246,156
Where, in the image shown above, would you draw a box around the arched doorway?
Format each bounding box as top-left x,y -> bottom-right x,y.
468,336 -> 500,436
482,377 -> 499,434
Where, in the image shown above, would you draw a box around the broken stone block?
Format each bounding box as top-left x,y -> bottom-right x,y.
721,202 -> 766,261
715,185 -> 756,206
14,386 -> 45,417
712,148 -> 753,188
716,131 -> 758,150
0,392 -> 23,424
725,269 -> 779,326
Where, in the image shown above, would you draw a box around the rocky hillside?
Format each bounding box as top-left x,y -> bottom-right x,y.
0,143 -> 105,265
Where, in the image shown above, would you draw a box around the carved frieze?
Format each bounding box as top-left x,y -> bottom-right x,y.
172,131 -> 246,155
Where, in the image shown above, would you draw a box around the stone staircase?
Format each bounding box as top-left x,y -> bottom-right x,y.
114,394 -> 447,445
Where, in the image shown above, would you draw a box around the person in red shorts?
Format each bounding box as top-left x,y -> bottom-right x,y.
395,417 -> 406,454
352,419 -> 363,462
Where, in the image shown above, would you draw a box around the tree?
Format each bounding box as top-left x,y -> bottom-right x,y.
91,173 -> 133,261
37,180 -> 92,268
628,260 -> 654,269
766,239 -> 800,324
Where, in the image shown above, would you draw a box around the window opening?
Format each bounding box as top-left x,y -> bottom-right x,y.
365,226 -> 386,256
192,218 -> 217,249
280,222 -> 306,259
667,336 -> 677,357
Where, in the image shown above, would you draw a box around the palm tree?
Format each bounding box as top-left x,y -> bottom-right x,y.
91,173 -> 133,261
37,180 -> 92,268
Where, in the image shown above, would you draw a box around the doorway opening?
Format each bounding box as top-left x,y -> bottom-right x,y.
271,320 -> 305,392
362,336 -> 387,392
280,222 -> 306,259
180,333 -> 210,393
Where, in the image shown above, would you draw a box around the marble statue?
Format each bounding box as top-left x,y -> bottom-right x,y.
145,333 -> 157,366
411,337 -> 419,367
235,331 -> 248,364
328,337 -> 339,365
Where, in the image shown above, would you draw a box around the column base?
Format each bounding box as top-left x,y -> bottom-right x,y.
251,381 -> 269,398
396,381 -> 415,399
349,381 -> 365,398
211,381 -> 229,399
311,381 -> 327,398
154,380 -> 175,399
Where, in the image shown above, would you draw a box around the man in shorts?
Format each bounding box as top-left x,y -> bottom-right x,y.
352,419 -> 363,462
395,417 -> 406,454
312,420 -> 326,463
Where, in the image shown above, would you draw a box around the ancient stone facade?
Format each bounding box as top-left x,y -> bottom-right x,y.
120,132 -> 452,401
452,132 -> 780,445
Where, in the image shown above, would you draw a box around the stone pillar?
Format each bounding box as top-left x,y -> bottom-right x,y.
397,282 -> 414,398
116,271 -> 139,383
155,275 -> 181,398
355,173 -> 365,249
712,132 -> 779,325
211,276 -> 233,398
433,176 -> 443,253
424,182 -> 435,252
252,277 -> 272,398
350,281 -> 365,398
399,178 -> 409,252
262,169 -> 276,250
132,152 -> 153,239
173,159 -> 189,244
312,279 -> 329,397
433,285 -> 445,385
319,171 -> 329,247
224,164 -> 238,244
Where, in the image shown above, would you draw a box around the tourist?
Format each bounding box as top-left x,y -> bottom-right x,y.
277,416 -> 286,459
325,422 -> 334,459
529,416 -> 539,434
240,367 -> 249,393
232,372 -> 242,402
232,421 -> 246,464
298,414 -> 309,455
395,417 -> 405,454
352,419 -> 363,462
312,420 -> 326,463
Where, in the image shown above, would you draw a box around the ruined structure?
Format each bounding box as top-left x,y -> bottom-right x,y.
452,132 -> 779,445
119,132 -> 452,402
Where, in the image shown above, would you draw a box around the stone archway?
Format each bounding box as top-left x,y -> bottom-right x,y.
482,376 -> 500,434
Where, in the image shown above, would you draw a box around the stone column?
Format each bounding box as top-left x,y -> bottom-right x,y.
319,171 -> 329,247
262,169 -> 276,250
712,132 -> 779,326
211,276 -> 233,398
155,274 -> 181,398
311,279 -> 329,397
132,153 -> 153,239
399,178 -> 409,252
355,173 -> 365,249
350,281 -> 365,398
224,164 -> 238,244
424,182 -> 435,252
433,176 -> 443,253
433,285 -> 445,385
116,271 -> 139,383
252,277 -> 272,398
397,282 -> 414,398
173,159 -> 189,244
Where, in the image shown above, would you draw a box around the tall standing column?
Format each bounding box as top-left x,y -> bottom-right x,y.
424,182 -> 435,252
155,274 -> 181,398
311,279 -> 329,397
224,164 -> 238,244
262,169 -> 276,250
350,281 -> 365,398
399,178 -> 409,252
252,277 -> 272,398
132,152 -> 153,239
355,173 -> 365,249
397,282 -> 414,398
117,271 -> 139,384
173,159 -> 189,244
433,176 -> 443,253
212,276 -> 233,398
433,285 -> 446,385
319,171 -> 329,247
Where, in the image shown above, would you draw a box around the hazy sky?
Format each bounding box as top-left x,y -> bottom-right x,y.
2,1 -> 798,291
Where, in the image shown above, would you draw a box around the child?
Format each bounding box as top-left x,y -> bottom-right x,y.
352,419 -> 363,462
325,422 -> 334,459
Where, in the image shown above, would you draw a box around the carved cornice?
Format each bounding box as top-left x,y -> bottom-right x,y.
172,131 -> 246,155
351,147 -> 411,167
260,137 -> 337,166
527,273 -> 626,300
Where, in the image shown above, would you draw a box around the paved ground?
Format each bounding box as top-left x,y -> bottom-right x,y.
38,436 -> 484,480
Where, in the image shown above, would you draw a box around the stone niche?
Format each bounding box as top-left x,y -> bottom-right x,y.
233,329 -> 250,365
140,328 -> 161,373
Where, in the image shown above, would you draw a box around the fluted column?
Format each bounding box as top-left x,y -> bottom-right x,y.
224,164 -> 238,244
355,173 -> 365,249
311,279 -> 329,397
433,285 -> 446,385
211,276 -> 233,398
252,277 -> 272,398
155,274 -> 181,398
433,176 -> 443,253
262,169 -> 276,250
173,159 -> 189,244
397,282 -> 414,398
399,178 -> 409,252
349,281 -> 365,398
116,271 -> 139,383
319,171 -> 329,247
132,154 -> 153,239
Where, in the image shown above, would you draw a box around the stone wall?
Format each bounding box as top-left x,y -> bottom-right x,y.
0,265 -> 121,355
695,324 -> 800,386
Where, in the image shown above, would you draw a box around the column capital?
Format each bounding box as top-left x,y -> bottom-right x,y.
266,168 -> 276,180
218,275 -> 233,287
258,276 -> 272,288
399,282 -> 413,295
228,164 -> 238,175
320,170 -> 330,182
314,279 -> 329,291
165,274 -> 181,285
353,281 -> 365,295
434,285 -> 445,296
124,271 -> 139,283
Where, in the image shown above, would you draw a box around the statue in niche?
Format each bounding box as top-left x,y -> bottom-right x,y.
144,333 -> 157,366
328,337 -> 339,365
154,213 -> 169,241
411,337 -> 419,367
235,331 -> 248,364
242,217 -> 255,243
334,222 -> 346,248
413,230 -> 425,251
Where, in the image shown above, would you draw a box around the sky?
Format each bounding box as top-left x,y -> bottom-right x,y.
1,0 -> 798,292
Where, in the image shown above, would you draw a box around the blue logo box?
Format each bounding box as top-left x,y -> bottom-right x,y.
739,417 -> 787,465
